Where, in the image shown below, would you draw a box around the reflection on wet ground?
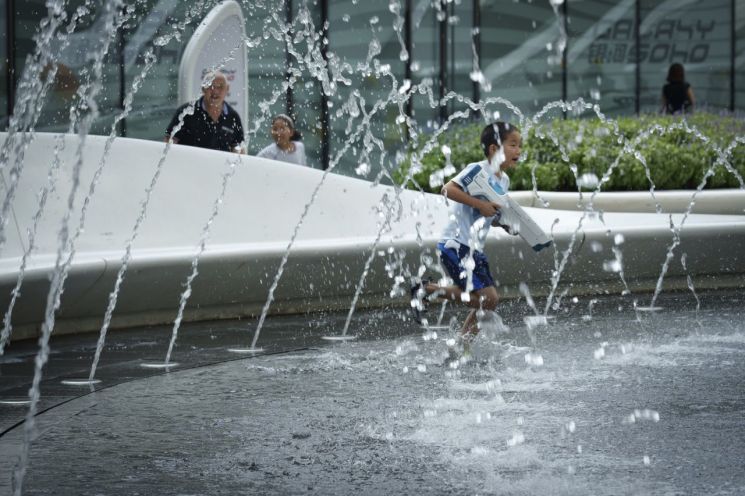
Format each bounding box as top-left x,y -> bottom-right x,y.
1,290 -> 744,495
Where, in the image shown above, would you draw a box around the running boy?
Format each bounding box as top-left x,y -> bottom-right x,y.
412,121 -> 521,355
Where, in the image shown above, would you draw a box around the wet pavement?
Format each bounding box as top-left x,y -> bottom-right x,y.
1,289 -> 744,495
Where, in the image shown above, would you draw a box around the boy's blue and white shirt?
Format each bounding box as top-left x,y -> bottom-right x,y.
440,159 -> 510,251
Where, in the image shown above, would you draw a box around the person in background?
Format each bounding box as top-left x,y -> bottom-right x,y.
257,114 -> 307,166
165,70 -> 244,153
661,63 -> 695,115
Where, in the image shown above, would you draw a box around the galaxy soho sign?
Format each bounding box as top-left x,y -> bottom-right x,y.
587,18 -> 717,65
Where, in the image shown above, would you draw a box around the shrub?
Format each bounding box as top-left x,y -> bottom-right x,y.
393,113 -> 745,192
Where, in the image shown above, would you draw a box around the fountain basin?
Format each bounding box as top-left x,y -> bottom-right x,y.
0,291 -> 743,495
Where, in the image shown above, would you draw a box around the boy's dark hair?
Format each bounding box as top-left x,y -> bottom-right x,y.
666,63 -> 685,83
480,121 -> 519,157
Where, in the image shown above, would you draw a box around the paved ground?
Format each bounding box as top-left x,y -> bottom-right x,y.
1,290 -> 744,495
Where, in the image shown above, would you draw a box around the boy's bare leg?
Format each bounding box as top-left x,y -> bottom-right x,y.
425,283 -> 499,312
429,284 -> 499,356
460,309 -> 479,351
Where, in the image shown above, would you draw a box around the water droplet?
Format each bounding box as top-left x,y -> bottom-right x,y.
469,69 -> 485,84
398,79 -> 411,94
429,170 -> 444,189
524,353 -> 544,366
524,315 -> 547,330
507,431 -> 525,446
577,172 -> 599,190
603,260 -> 621,273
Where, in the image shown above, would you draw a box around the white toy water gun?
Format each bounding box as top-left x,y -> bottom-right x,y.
460,164 -> 552,252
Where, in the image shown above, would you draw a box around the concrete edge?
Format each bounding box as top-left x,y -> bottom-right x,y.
511,189 -> 745,215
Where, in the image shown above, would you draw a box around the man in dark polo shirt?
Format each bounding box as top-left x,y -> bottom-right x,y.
165,70 -> 244,152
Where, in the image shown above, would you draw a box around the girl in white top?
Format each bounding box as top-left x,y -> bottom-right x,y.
257,114 -> 307,166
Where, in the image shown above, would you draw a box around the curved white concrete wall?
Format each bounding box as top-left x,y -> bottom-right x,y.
511,189 -> 745,215
1,133 -> 744,339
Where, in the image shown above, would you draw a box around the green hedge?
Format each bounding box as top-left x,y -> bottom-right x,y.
393,113 -> 745,192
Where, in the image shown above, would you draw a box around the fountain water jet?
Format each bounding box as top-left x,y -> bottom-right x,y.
54,5 -> 215,385
12,3 -> 127,492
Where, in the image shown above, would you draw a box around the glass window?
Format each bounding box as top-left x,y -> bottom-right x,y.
567,0 -> 637,116
447,1 -> 475,116
13,1 -> 122,133
0,0 -> 7,127
278,1 -> 322,169
327,0 -> 407,176
736,0 -> 745,111
640,0 -> 731,113
124,0 -> 197,140
480,0 -> 561,120
411,1 -> 440,128
241,1 -> 290,155
241,1 -> 292,157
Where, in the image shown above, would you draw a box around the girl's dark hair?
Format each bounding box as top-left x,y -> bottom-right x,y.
273,114 -> 302,141
666,63 -> 685,83
480,121 -> 519,157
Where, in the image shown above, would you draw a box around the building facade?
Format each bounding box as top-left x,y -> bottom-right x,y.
1,0 -> 743,174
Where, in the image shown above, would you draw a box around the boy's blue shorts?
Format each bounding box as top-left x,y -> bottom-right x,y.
437,241 -> 495,292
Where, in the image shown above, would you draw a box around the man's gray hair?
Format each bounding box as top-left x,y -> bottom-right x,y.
202,70 -> 227,88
